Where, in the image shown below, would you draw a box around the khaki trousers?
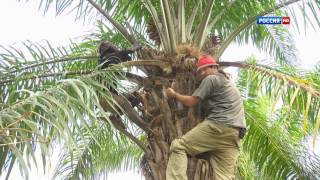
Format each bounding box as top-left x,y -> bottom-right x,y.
166,120 -> 240,180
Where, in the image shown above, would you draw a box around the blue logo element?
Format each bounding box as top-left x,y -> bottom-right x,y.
257,16 -> 282,25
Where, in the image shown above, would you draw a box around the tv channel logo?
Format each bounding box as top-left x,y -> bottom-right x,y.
257,16 -> 290,25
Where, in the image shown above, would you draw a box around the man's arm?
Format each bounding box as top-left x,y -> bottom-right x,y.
166,88 -> 200,107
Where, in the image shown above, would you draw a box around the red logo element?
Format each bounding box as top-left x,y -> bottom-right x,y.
282,17 -> 290,24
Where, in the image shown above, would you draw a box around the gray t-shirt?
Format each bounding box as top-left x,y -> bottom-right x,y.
192,73 -> 246,128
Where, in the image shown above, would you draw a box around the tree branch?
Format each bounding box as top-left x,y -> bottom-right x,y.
186,0 -> 201,42
219,61 -> 320,97
101,116 -> 148,153
1,68 -> 143,86
207,0 -> 237,33
99,95 -> 152,134
142,0 -> 169,50
160,0 -> 177,53
87,0 -> 137,45
193,0 -> 214,48
125,72 -> 145,88
121,60 -> 170,68
114,95 -> 152,134
0,70 -> 94,85
7,56 -> 95,74
178,0 -> 186,43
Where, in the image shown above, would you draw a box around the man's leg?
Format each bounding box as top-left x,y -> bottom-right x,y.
166,138 -> 189,180
210,124 -> 240,180
210,146 -> 240,180
166,120 -> 226,180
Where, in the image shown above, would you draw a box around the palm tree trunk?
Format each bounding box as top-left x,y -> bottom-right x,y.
140,69 -> 214,180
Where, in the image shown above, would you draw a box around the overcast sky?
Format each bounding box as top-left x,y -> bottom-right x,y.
1,1 -> 320,180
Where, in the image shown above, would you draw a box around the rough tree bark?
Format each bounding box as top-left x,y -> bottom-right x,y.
140,71 -> 215,180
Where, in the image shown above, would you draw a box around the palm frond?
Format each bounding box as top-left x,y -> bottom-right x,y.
237,149 -> 260,179
140,0 -> 168,48
53,123 -> 143,179
192,0 -> 214,48
0,66 -> 125,178
160,0 -> 176,52
0,40 -> 95,75
286,0 -> 320,34
238,23 -> 300,66
214,0 -> 320,64
265,25 -> 299,65
0,41 -> 98,111
86,0 -> 137,45
25,0 -> 320,57
233,58 -> 320,145
242,96 -> 320,179
18,0 -> 146,48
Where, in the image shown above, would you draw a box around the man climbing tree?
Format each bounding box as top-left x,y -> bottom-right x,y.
165,55 -> 246,180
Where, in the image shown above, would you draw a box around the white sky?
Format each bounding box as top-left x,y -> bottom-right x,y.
0,0 -> 94,47
1,0 -> 320,180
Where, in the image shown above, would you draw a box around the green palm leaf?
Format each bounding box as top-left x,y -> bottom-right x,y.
241,96 -> 320,179
53,123 -> 142,179
0,66 -> 125,178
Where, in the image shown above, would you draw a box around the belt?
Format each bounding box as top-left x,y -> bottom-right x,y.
224,125 -> 246,139
209,121 -> 246,138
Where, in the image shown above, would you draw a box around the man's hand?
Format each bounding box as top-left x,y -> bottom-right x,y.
166,88 -> 176,98
166,88 -> 200,107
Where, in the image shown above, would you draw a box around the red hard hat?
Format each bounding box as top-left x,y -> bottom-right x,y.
196,55 -> 218,71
